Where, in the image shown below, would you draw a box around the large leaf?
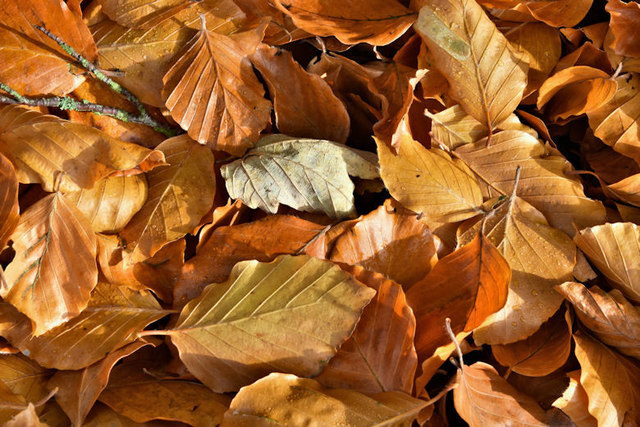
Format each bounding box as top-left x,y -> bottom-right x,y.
251,44 -> 349,143
221,135 -> 379,219
454,362 -> 548,426
162,22 -> 271,155
414,0 -> 528,130
92,2 -> 246,107
221,373 -> 426,426
0,153 -> 19,250
458,196 -> 576,344
64,174 -> 147,234
165,255 -> 376,392
0,283 -> 168,370
327,200 -> 438,289
2,193 -> 97,335
120,135 -> 215,263
376,132 -> 483,223
558,282 -> 640,359
574,222 -> 640,303
271,0 -> 415,46
407,233 -> 511,358
455,130 -> 606,236
574,331 -> 640,425
0,105 -> 165,193
316,274 -> 417,394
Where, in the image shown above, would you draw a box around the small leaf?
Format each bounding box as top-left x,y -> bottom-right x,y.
3,403 -> 47,427
166,255 -> 375,392
221,373 -> 426,426
221,135 -> 379,219
0,153 -> 19,250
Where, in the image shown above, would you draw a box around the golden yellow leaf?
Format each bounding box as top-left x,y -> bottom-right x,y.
64,174 -> 147,234
165,255 -> 375,392
120,135 -> 215,263
574,331 -> 640,426
574,222 -> 640,303
221,135 -> 378,219
414,0 -> 528,130
459,196 -> 576,344
271,0 -> 416,46
162,22 -> 271,155
552,370 -> 597,427
455,130 -> 606,236
0,105 -> 165,193
0,354 -> 51,407
0,153 -> 19,250
0,283 -> 167,370
377,133 -> 483,222
221,373 -> 426,426
2,193 -> 97,336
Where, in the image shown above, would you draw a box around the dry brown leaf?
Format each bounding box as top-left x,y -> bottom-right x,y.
458,196 -> 576,344
251,44 -> 349,143
574,222 -> 640,303
121,135 -> 215,263
315,276 -> 417,394
0,105 -> 165,193
552,370 -> 598,427
587,73 -> 640,162
0,354 -> 51,407
176,215 -> 325,307
492,309 -> 572,376
2,403 -> 47,427
454,362 -> 548,426
525,0 -> 592,28
221,373 -> 426,426
165,255 -> 375,392
0,153 -> 19,250
92,2 -> 247,107
2,193 -> 97,335
407,233 -> 510,358
162,22 -> 271,155
605,173 -> 640,207
98,360 -> 230,427
271,0 -> 416,46
557,281 -> 640,359
233,0 -> 309,45
0,283 -> 167,370
63,174 -> 147,234
606,0 -> 640,58
574,331 -> 640,426
377,132 -> 483,223
455,130 -> 606,236
414,0 -> 528,130
48,340 -> 155,427
328,200 -> 437,289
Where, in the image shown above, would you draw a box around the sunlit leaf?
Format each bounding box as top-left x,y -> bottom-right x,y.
0,153 -> 19,250
3,403 -> 46,427
552,370 -> 597,427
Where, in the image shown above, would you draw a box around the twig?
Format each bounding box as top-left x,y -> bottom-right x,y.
445,318 -> 465,369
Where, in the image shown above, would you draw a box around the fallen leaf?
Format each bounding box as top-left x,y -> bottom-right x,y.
377,132 -> 483,223
3,403 -> 47,427
2,193 -> 97,335
552,370 -> 597,427
271,0 -> 416,46
233,0 -> 309,45
455,130 -> 606,236
492,308 -> 572,376
606,0 -> 640,58
454,362 -> 548,426
458,196 -> 576,344
221,373 -> 426,426
165,255 -> 375,392
63,174 -> 147,234
0,105 -> 165,193
557,281 -> 640,359
414,0 -> 528,130
0,354 -> 51,405
574,222 -> 640,303
328,200 -> 438,289
573,330 -> 640,426
0,153 -> 19,250
0,283 -> 168,370
315,275 -> 417,394
251,44 -> 350,143
162,21 -> 271,155
407,233 -> 510,358
605,173 -> 640,207
121,135 -> 215,263
221,135 -> 379,219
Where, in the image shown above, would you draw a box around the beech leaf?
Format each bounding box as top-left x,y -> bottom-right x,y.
0,153 -> 19,250
165,255 -> 376,392
221,135 -> 379,219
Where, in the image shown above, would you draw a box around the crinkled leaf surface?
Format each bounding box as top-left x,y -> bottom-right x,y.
166,255 -> 375,392
0,153 -> 19,250
221,135 -> 379,219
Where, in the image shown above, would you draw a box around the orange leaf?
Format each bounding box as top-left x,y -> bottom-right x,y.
606,0 -> 640,58
0,153 -> 19,250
